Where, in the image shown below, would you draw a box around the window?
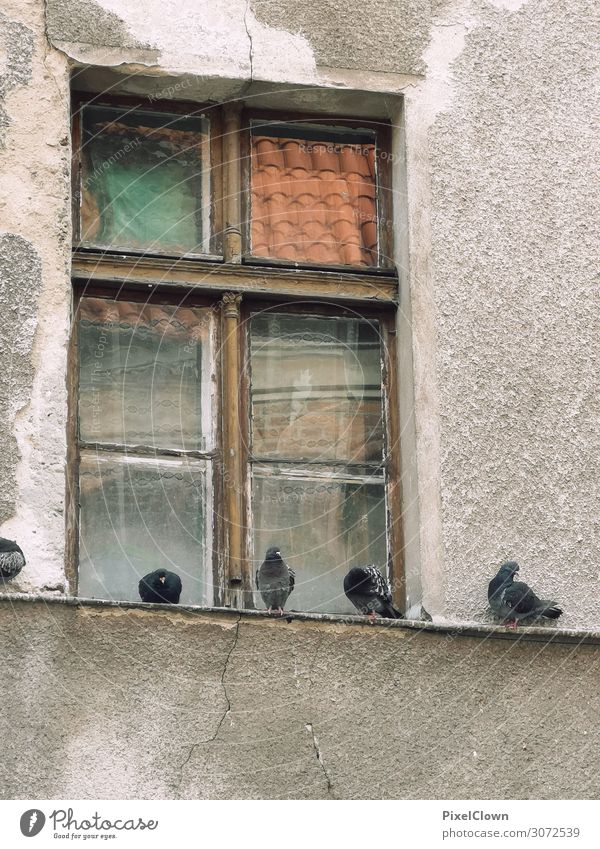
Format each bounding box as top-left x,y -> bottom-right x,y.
69,93 -> 402,616
75,296 -> 216,605
73,97 -> 221,258
247,121 -> 390,268
80,107 -> 210,255
249,310 -> 389,614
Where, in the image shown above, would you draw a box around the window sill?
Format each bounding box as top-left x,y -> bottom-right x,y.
0,591 -> 597,646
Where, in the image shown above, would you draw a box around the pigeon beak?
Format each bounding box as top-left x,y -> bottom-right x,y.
159,576 -> 165,584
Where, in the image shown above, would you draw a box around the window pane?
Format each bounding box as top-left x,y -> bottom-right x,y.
252,468 -> 387,614
250,313 -> 384,463
78,298 -> 214,452
78,453 -> 212,604
80,105 -> 210,254
250,125 -> 378,266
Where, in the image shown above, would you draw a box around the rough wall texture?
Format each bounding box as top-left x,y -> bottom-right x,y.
1,601 -> 599,799
0,0 -> 70,590
0,10 -> 34,146
426,0 -> 600,626
0,235 -> 42,524
251,0 -> 431,75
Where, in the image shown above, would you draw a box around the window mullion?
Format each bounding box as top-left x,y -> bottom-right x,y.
381,318 -> 405,613
223,104 -> 243,263
220,292 -> 248,607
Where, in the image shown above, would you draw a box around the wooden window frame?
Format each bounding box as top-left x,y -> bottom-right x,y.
71,92 -> 224,260
66,283 -> 226,601
68,94 -> 404,614
237,297 -> 404,612
240,108 -> 394,274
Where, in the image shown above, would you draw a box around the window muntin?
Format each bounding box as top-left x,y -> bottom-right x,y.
79,105 -> 211,256
249,122 -> 381,268
76,297 -> 217,604
248,312 -> 388,614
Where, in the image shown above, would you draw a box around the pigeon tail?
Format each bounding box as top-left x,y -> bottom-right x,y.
380,602 -> 403,619
539,602 -> 563,619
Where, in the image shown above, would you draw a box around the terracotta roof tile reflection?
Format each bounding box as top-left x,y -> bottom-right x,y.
251,134 -> 378,267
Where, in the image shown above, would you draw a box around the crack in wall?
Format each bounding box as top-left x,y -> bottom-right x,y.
305,722 -> 335,798
174,615 -> 241,795
174,741 -> 199,795
207,614 -> 241,742
243,0 -> 254,84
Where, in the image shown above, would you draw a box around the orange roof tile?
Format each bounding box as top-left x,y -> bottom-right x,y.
250,134 -> 378,267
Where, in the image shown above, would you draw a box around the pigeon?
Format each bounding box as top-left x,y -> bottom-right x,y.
343,565 -> 403,620
138,569 -> 182,604
488,561 -> 563,628
0,538 -> 26,581
256,547 -> 295,615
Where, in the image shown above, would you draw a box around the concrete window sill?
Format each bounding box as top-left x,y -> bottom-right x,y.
0,591 -> 598,646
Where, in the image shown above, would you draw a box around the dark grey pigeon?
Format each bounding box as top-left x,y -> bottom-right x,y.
0,538 -> 26,581
138,569 -> 182,604
256,547 -> 295,615
343,565 -> 402,620
488,561 -> 562,628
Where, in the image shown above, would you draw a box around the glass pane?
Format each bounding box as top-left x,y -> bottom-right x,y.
78,453 -> 212,605
252,469 -> 387,615
78,298 -> 214,452
250,125 -> 378,266
250,313 -> 384,463
80,105 -> 209,254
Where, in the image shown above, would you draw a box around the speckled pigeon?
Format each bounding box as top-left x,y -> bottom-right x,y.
256,547 -> 295,615
0,538 -> 26,581
138,569 -> 182,604
343,565 -> 402,619
488,561 -> 563,628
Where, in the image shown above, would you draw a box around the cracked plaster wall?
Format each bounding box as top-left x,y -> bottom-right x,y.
0,0 -> 70,591
1,602 -> 599,799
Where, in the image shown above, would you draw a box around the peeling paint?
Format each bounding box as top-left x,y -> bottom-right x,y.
488,0 -> 529,11
420,2 -> 475,128
0,11 -> 34,146
0,234 -> 42,525
47,0 -> 319,85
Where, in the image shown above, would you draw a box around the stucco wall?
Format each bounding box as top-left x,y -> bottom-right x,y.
0,0 -> 599,628
0,0 -> 70,590
427,0 -> 600,625
1,599 -> 599,799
